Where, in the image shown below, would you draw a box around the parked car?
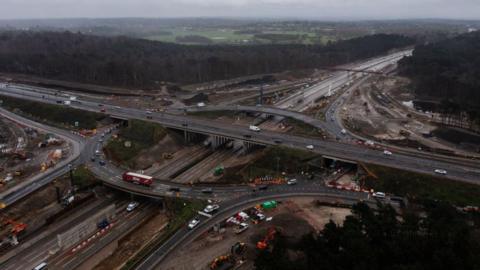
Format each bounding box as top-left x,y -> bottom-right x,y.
434,169 -> 447,175
383,150 -> 393,155
306,145 -> 314,150
287,179 -> 297,185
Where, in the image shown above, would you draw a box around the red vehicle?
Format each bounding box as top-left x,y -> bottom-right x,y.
122,172 -> 153,186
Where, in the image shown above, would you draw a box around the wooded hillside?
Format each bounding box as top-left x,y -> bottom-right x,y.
399,31 -> 480,122
0,31 -> 413,88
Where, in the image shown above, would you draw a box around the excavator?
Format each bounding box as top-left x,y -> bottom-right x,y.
0,218 -> 27,246
210,242 -> 247,270
209,255 -> 234,270
257,227 -> 277,250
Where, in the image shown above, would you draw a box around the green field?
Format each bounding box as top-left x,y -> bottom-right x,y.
145,27 -> 336,45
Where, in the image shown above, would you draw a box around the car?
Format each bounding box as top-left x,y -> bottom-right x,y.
169,187 -> 180,192
256,213 -> 266,220
95,150 -> 101,156
146,110 -> 152,114
98,138 -> 103,143
201,188 -> 213,194
306,145 -> 314,150
243,134 -> 252,139
273,139 -> 282,144
258,184 -> 269,191
99,160 -> 106,166
287,179 -> 297,185
434,169 -> 447,175
100,108 -> 106,113
341,129 -> 347,135
188,218 -> 201,229
249,125 -> 261,132
182,123 -> 188,127
33,262 -> 48,270
126,201 -> 139,212
234,223 -> 249,234
97,219 -> 110,229
372,192 -> 386,199
90,156 -> 96,162
203,204 -> 220,213
146,115 -> 152,119
383,150 -> 393,155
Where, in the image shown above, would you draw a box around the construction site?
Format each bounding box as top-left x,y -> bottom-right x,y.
160,198 -> 351,270
0,117 -> 69,193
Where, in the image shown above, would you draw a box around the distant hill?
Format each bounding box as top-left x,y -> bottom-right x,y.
0,31 -> 413,89
399,31 -> 480,123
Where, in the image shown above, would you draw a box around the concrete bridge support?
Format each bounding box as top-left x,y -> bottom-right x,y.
211,135 -> 229,149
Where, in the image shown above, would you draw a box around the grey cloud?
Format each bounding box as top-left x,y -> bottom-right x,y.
0,0 -> 479,19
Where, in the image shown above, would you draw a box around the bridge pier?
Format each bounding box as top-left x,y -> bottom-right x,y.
211,136 -> 229,149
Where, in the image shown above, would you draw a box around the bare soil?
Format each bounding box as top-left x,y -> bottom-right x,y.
160,198 -> 350,270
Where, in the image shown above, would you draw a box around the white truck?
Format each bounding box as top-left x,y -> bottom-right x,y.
249,125 -> 261,132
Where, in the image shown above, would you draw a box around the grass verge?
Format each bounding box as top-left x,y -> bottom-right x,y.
104,119 -> 167,168
0,95 -> 103,129
241,146 -> 318,179
364,164 -> 480,206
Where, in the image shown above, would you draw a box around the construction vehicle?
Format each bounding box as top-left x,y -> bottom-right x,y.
209,255 -> 234,270
214,166 -> 224,176
1,219 -> 27,246
257,227 -> 277,250
261,200 -> 277,209
122,172 -> 153,186
231,242 -> 247,255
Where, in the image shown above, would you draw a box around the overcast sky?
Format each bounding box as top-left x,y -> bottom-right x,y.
1,0 -> 479,20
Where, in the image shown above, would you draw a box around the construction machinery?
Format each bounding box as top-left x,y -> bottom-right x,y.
0,218 -> 27,246
214,166 -> 225,176
257,227 -> 277,250
231,242 -> 247,256
209,255 -> 234,270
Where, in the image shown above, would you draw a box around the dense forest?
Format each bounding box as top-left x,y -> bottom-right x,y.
0,31 -> 413,88
255,202 -> 480,270
399,31 -> 480,124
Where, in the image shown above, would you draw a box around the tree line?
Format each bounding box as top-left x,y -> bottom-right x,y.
0,31 -> 413,89
399,31 -> 480,127
255,202 -> 480,270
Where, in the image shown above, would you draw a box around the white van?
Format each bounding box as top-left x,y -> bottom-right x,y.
249,125 -> 261,132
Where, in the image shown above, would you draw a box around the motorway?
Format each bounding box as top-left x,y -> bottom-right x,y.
2,81 -> 480,185
275,50 -> 412,111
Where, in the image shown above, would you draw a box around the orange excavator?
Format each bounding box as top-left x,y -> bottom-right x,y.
257,227 -> 277,250
2,219 -> 27,245
209,255 -> 234,270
